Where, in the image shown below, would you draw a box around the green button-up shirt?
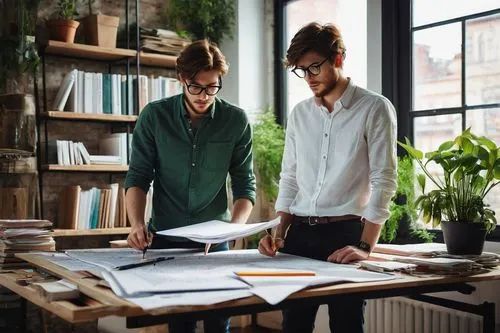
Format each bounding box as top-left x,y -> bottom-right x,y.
124,94 -> 256,232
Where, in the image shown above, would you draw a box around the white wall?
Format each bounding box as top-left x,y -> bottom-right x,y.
219,0 -> 273,123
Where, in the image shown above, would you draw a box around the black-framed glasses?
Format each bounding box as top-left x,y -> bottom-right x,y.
291,57 -> 329,78
185,77 -> 222,96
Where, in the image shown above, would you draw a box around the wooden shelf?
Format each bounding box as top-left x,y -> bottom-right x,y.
41,111 -> 137,123
43,40 -> 136,61
42,164 -> 128,172
51,228 -> 131,237
42,41 -> 178,69
139,51 -> 177,68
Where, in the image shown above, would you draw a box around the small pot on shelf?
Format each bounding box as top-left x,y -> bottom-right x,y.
47,19 -> 80,43
83,14 -> 120,48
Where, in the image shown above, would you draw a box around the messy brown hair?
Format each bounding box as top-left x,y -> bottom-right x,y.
176,40 -> 229,79
284,22 -> 346,68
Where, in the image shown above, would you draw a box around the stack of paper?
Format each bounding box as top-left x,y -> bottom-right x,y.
0,220 -> 55,269
157,217 -> 281,244
359,260 -> 417,273
373,243 -> 447,257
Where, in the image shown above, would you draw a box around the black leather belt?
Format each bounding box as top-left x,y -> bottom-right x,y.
294,215 -> 361,226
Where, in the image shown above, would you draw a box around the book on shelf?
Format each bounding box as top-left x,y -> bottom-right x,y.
48,139 -> 124,166
54,70 -> 182,115
57,184 -> 152,230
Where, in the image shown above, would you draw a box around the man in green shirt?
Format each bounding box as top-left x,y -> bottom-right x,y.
124,40 -> 256,333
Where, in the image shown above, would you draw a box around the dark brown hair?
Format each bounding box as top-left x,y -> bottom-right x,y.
176,40 -> 229,79
284,22 -> 346,68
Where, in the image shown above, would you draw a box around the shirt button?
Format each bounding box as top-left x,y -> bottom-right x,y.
324,133 -> 328,137
191,163 -> 195,167
192,144 -> 196,149
323,155 -> 327,159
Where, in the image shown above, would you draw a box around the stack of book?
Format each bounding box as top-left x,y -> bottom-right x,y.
57,184 -> 153,230
140,27 -> 190,56
0,219 -> 55,270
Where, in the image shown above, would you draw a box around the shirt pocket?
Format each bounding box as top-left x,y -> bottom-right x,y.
203,141 -> 233,171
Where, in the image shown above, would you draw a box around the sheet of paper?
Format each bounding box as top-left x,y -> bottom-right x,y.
126,289 -> 253,311
156,217 -> 280,243
359,260 -> 417,272
37,252 -> 103,275
374,243 -> 447,256
65,248 -> 200,270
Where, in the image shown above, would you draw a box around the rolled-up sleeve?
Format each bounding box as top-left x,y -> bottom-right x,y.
124,105 -> 156,194
275,111 -> 298,213
230,115 -> 256,205
362,98 -> 398,224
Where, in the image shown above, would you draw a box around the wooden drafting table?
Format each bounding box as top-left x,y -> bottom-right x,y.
0,253 -> 498,332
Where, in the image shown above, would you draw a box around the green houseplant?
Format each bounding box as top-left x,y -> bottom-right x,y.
246,109 -> 285,249
164,0 -> 236,45
399,128 -> 499,254
381,155 -> 434,243
47,0 -> 80,43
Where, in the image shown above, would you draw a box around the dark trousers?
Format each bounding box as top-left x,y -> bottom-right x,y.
150,236 -> 231,333
280,217 -> 366,333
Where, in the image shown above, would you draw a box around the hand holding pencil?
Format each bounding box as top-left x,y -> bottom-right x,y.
258,227 -> 285,257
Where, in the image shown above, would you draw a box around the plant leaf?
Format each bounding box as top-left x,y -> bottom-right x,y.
417,174 -> 426,193
438,141 -> 454,152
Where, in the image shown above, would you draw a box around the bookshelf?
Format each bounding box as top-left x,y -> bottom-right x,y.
41,111 -> 137,123
42,41 -> 178,69
35,2 -> 176,236
42,164 -> 129,172
52,228 -> 131,237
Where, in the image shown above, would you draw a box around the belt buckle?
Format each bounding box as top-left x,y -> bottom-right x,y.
307,216 -> 319,226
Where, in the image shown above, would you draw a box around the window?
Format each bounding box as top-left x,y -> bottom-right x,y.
411,2 -> 500,224
283,0 -> 367,113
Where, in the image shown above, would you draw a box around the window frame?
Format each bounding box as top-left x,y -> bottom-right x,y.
384,0 -> 500,241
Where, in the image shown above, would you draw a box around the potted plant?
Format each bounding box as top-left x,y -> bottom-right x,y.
47,0 -> 80,43
164,0 -> 236,45
399,128 -> 499,254
252,108 -> 285,221
83,0 -> 120,48
381,155 -> 434,244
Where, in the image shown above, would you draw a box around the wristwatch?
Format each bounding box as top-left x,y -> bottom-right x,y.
357,241 -> 372,253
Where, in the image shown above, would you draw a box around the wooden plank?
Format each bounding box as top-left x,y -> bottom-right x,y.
42,165 -> 128,172
139,52 -> 177,68
52,228 -> 131,237
0,271 -> 121,323
44,40 -> 136,61
41,111 -> 137,123
15,254 -> 138,315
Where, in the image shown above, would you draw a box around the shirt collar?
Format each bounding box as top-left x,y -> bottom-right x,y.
180,93 -> 217,119
313,78 -> 356,110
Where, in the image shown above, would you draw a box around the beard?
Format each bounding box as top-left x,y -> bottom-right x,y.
184,96 -> 211,115
312,78 -> 338,98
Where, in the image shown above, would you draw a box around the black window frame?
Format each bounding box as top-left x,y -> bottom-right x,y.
382,0 -> 500,242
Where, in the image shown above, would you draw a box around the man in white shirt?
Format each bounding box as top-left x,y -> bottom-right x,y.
258,22 -> 397,333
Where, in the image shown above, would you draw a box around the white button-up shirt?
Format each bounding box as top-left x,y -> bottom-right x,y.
275,80 -> 397,224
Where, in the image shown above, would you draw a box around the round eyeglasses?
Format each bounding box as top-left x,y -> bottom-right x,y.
185,78 -> 222,96
291,57 -> 329,78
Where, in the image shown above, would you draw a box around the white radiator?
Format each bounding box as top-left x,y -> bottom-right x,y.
365,297 -> 483,333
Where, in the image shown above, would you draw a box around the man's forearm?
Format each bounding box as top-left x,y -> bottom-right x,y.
126,187 -> 147,227
360,219 -> 383,252
276,211 -> 294,238
230,198 -> 254,224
